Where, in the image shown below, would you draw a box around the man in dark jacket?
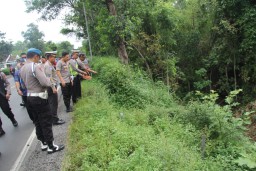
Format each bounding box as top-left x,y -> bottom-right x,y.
0,71 -> 18,137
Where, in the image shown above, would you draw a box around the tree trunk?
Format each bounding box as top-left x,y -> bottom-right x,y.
106,0 -> 129,64
131,44 -> 152,79
209,69 -> 212,91
233,55 -> 237,90
118,40 -> 129,64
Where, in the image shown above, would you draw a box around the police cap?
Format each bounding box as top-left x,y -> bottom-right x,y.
27,48 -> 42,56
71,49 -> 80,54
79,53 -> 86,57
45,51 -> 57,59
45,51 -> 57,55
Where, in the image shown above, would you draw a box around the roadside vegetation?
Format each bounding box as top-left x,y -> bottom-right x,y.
62,57 -> 256,171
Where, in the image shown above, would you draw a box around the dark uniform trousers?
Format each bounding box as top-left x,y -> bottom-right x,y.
47,87 -> 58,123
22,95 -> 34,122
27,97 -> 53,142
60,82 -> 72,109
0,96 -> 15,127
0,78 -> 15,127
71,75 -> 81,103
76,75 -> 82,98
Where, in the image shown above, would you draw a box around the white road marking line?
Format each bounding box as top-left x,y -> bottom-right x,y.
10,129 -> 36,171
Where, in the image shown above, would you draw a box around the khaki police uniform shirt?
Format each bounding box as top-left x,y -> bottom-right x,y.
0,72 -> 11,94
69,59 -> 84,75
56,60 -> 71,83
82,58 -> 90,68
20,60 -> 52,93
76,58 -> 86,71
44,61 -> 58,85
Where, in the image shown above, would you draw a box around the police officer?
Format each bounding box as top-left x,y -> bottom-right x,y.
17,53 -> 27,107
56,52 -> 73,112
44,51 -> 65,125
81,53 -> 90,69
75,52 -> 85,99
20,48 -> 64,154
76,53 -> 93,98
69,50 -> 88,103
14,58 -> 34,122
0,70 -> 18,136
77,53 -> 93,71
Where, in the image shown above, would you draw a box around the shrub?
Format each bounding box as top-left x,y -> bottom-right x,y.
63,80 -> 223,171
176,90 -> 256,170
63,57 -> 256,170
92,57 -> 176,109
1,68 -> 10,75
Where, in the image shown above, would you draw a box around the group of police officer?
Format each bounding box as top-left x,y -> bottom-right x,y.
0,48 -> 94,155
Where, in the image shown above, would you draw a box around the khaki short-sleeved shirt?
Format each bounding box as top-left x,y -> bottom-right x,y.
56,60 -> 71,83
20,61 -> 52,93
44,61 -> 58,85
77,58 -> 86,70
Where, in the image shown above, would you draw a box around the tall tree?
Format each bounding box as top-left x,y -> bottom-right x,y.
45,41 -> 57,51
24,0 -> 129,64
106,0 -> 128,64
0,32 -> 13,62
56,41 -> 73,56
12,41 -> 27,56
22,23 -> 45,51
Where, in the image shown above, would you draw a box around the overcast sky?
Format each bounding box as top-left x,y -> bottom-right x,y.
0,0 -> 82,48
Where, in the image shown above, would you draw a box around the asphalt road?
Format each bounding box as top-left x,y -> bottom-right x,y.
0,76 -> 34,171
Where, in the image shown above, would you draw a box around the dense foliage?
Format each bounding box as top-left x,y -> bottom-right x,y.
63,57 -> 256,170
24,0 -> 256,102
0,32 -> 13,62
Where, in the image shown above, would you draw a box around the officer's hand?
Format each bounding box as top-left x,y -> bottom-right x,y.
53,87 -> 57,94
6,94 -> 10,100
61,81 -> 66,87
17,90 -> 23,96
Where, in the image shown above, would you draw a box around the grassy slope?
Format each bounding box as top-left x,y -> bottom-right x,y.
62,57 -> 256,170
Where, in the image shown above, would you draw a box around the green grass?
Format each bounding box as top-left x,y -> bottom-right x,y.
1,68 -> 10,75
62,80 -> 223,171
62,57 -> 256,171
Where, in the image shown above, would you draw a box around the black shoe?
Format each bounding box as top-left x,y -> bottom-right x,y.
66,107 -> 73,113
53,119 -> 65,125
12,119 -> 18,127
40,141 -> 48,151
0,129 -> 5,137
20,103 -> 25,107
47,143 -> 65,154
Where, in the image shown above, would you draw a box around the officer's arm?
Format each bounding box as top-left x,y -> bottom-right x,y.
35,66 -> 52,87
13,71 -> 21,92
70,60 -> 86,75
56,70 -> 64,83
78,60 -> 86,71
2,73 -> 11,95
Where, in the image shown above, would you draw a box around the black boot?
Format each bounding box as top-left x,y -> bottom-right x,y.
47,141 -> 65,154
40,141 -> 48,151
66,106 -> 73,113
11,118 -> 18,127
53,119 -> 65,125
0,127 -> 5,137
